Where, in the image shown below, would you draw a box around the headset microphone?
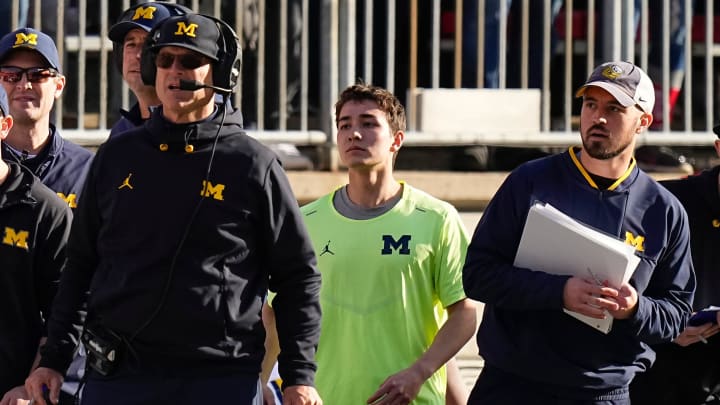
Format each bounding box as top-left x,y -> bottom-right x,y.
171,79 -> 232,94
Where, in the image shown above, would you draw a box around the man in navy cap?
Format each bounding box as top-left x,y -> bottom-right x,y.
463,61 -> 695,404
0,85 -> 72,405
107,1 -> 191,137
26,13 -> 322,405
0,28 -> 93,210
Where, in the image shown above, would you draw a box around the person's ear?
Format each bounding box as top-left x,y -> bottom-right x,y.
53,75 -> 66,99
390,130 -> 404,152
637,112 -> 652,132
0,115 -> 13,139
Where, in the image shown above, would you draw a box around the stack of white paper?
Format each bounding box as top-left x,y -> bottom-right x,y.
514,201 -> 641,333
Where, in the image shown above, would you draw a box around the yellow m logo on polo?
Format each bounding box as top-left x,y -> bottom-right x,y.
14,32 -> 38,46
132,6 -> 157,21
624,231 -> 645,252
175,22 -> 198,38
3,227 -> 29,250
201,180 -> 225,201
57,192 -> 78,209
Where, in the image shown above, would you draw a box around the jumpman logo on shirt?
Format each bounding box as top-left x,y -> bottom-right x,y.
320,240 -> 334,256
118,173 -> 134,190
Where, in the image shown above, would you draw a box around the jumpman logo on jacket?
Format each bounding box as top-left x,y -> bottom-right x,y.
320,240 -> 334,256
118,173 -> 134,190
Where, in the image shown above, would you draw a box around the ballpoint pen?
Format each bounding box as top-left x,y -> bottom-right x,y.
586,267 -> 611,319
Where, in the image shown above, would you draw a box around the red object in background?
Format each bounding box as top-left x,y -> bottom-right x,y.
441,9 -> 720,43
691,15 -> 720,43
441,11 -> 455,38
554,9 -> 590,40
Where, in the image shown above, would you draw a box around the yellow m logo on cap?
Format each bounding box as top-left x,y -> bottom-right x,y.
14,32 -> 38,46
132,6 -> 157,21
3,227 -> 29,249
174,22 -> 198,38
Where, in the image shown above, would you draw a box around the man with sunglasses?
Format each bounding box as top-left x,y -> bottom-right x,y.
42,4 -> 195,404
26,13 -> 322,405
0,85 -> 73,405
0,28 -> 93,210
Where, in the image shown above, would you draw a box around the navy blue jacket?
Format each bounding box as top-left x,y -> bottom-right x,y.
40,105 -> 321,387
0,161 -> 71,395
108,103 -> 144,138
661,166 -> 720,310
463,147 -> 695,400
1,125 -> 93,209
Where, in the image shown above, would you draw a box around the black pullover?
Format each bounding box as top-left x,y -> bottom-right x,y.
0,162 -> 71,394
40,105 -> 321,387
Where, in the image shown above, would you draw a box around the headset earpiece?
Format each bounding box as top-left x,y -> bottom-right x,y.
140,28 -> 159,86
210,17 -> 241,91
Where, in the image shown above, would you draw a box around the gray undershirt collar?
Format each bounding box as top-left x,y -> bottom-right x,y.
332,184 -> 403,220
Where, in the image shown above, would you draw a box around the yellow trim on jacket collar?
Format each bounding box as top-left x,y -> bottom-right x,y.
568,146 -> 636,191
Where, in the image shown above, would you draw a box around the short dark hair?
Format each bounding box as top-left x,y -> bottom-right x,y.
334,83 -> 406,134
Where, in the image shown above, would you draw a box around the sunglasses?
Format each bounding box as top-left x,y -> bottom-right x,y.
0,66 -> 59,83
155,53 -> 210,70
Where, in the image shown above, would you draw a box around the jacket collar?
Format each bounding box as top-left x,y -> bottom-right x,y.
567,146 -> 638,191
144,103 -> 244,151
119,103 -> 145,127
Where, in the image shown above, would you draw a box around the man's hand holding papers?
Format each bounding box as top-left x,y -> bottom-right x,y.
562,277 -> 639,319
515,201 -> 641,333
562,277 -> 619,319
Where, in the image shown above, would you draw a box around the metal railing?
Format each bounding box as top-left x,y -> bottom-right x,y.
4,0 -> 719,169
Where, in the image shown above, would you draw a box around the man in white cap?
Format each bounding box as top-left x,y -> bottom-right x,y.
462,61 -> 695,404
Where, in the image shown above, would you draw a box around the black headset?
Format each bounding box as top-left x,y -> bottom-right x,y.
110,2 -> 192,73
140,13 -> 242,93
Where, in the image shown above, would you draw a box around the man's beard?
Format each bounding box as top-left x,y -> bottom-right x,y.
582,135 -> 632,160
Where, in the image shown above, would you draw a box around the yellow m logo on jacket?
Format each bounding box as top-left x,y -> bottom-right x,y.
201,180 -> 225,201
625,231 -> 645,252
174,22 -> 198,38
57,192 -> 78,209
3,227 -> 29,249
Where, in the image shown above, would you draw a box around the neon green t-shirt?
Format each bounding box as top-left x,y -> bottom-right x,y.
301,183 -> 469,404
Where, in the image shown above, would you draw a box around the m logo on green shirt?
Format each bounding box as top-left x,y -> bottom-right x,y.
381,234 -> 411,255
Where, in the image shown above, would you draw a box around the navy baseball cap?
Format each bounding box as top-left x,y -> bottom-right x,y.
576,61 -> 654,114
109,2 -> 190,42
0,86 -> 8,117
0,28 -> 62,73
149,14 -> 220,61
